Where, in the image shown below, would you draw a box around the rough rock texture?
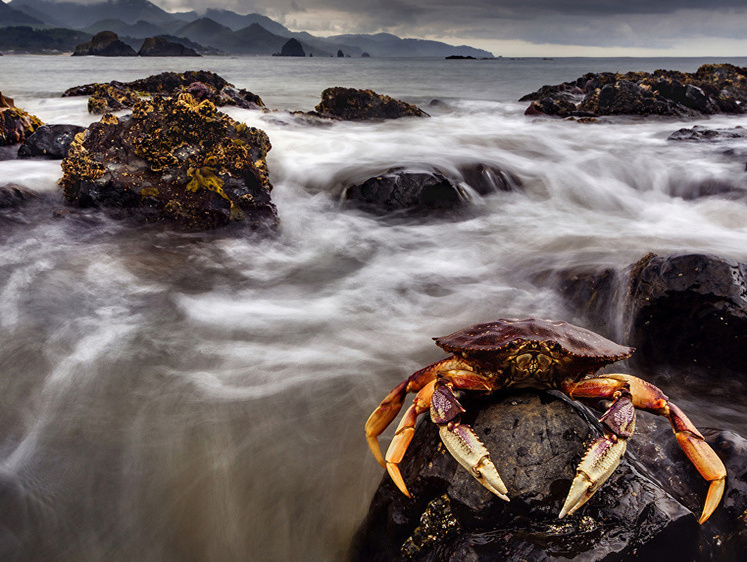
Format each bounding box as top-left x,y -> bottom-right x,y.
72,31 -> 137,57
521,64 -> 747,118
17,124 -> 86,159
59,94 -> 277,231
87,84 -> 142,114
669,125 -> 747,141
625,253 -> 747,372
138,37 -> 200,57
344,170 -> 465,213
63,71 -> 264,113
315,87 -> 427,120
278,38 -> 305,57
0,91 -> 43,146
0,183 -> 37,208
353,390 -> 713,561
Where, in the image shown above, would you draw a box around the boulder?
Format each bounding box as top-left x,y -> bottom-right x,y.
59,94 -> 277,231
344,170 -> 465,213
0,91 -> 43,146
0,183 -> 37,208
278,38 -> 305,57
521,64 -> 747,118
17,124 -> 86,159
625,253 -> 747,372
315,87 -> 427,121
353,390 -> 711,560
138,37 -> 200,57
668,125 -> 747,141
72,31 -> 137,57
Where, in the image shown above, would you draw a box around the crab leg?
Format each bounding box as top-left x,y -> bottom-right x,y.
431,381 -> 509,501
565,374 -> 726,524
559,390 -> 636,519
365,356 -> 471,468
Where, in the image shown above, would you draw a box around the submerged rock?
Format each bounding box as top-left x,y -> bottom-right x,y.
72,31 -> 137,57
353,390 -> 707,560
0,91 -> 43,146
17,124 -> 86,159
458,163 -> 521,195
0,183 -> 38,208
315,87 -> 427,121
521,64 -> 747,118
138,37 -> 200,57
669,125 -> 747,141
59,94 -> 277,231
344,170 -> 465,213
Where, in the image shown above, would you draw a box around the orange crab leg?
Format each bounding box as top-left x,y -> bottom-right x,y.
365,356 -> 471,467
565,374 -> 726,524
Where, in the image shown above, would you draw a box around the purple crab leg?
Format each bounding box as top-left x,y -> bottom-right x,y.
431,383 -> 509,501
560,391 -> 636,519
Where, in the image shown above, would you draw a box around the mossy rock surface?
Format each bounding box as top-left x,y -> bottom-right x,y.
60,93 -> 277,231
0,92 -> 43,146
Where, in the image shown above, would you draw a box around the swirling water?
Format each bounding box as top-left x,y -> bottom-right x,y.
1,55 -> 747,560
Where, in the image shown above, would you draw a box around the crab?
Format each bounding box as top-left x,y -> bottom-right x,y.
365,318 -> 726,524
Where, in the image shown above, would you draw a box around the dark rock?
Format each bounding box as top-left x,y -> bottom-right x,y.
138,37 -> 200,57
458,163 -> 521,195
353,390 -> 705,561
0,91 -> 43,146
337,49 -> 345,58
72,31 -> 137,57
520,64 -> 747,118
0,183 -> 38,208
625,253 -> 747,372
59,94 -> 277,231
87,83 -> 141,115
315,87 -> 427,121
362,52 -> 371,58
278,38 -> 305,57
344,170 -> 465,213
445,55 -> 476,60
669,125 -> 747,141
17,124 -> 86,159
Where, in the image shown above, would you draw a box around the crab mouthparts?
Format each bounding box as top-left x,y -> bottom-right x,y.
511,351 -> 555,381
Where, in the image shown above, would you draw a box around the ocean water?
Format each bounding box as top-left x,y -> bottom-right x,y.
1,55 -> 747,561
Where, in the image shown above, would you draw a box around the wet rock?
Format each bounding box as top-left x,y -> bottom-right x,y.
59,94 -> 277,231
0,92 -> 43,146
277,38 -> 305,57
668,125 -> 747,141
138,37 -> 200,57
17,124 -> 86,159
344,170 -> 465,213
0,184 -> 38,208
520,64 -> 747,118
458,163 -> 521,196
86,83 -> 142,114
314,87 -> 427,121
72,31 -> 137,57
352,390 -> 703,561
625,253 -> 747,372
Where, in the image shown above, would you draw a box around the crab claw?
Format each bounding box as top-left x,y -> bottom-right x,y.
560,392 -> 635,519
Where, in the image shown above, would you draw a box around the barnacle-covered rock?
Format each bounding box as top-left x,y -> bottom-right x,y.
315,87 -> 427,120
87,83 -> 142,114
60,93 -> 277,231
0,91 -> 43,146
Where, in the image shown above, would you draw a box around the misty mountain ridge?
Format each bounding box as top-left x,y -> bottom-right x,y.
2,0 -> 494,57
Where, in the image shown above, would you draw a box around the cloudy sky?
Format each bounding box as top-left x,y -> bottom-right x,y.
50,0 -> 747,56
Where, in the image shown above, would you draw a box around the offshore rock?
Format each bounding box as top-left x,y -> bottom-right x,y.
352,390 -> 705,561
72,31 -> 137,57
63,71 -> 264,112
668,125 -> 747,141
625,253 -> 747,372
521,64 -> 747,118
59,94 -> 277,231
315,87 -> 427,120
0,91 -> 43,146
344,170 -> 465,213
278,38 -> 305,57
138,37 -> 200,57
17,124 -> 86,159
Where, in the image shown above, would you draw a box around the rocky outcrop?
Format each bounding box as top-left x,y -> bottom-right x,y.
72,31 -> 137,57
669,125 -> 747,141
63,71 -> 265,113
59,94 -> 277,231
314,87 -> 427,121
0,183 -> 37,208
344,170 -> 465,213
0,91 -> 42,146
521,64 -> 747,118
17,124 -> 85,159
138,37 -> 200,57
278,38 -> 305,57
353,389 -> 732,560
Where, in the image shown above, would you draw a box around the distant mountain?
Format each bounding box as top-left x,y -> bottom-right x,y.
325,33 -> 494,58
9,0 -> 176,28
0,1 -> 44,27
0,25 -> 90,52
82,18 -> 167,39
170,17 -> 233,49
203,9 -> 293,36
